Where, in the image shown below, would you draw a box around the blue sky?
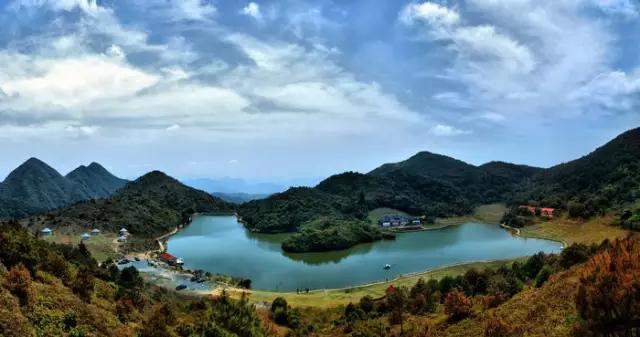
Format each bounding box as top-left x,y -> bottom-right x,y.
0,0 -> 639,182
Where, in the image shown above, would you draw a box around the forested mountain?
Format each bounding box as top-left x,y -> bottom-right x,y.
239,128 -> 640,239
511,127 -> 640,216
66,162 -> 128,199
0,158 -> 127,219
25,171 -> 234,237
238,153 -> 540,234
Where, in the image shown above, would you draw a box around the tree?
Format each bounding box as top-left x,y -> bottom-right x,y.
444,288 -> 472,321
4,264 -> 33,307
72,267 -> 95,302
386,286 -> 408,334
568,201 -> 586,218
560,243 -> 590,269
575,239 -> 640,337
534,265 -> 553,288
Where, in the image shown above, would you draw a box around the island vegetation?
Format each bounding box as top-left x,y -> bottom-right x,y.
281,217 -> 386,253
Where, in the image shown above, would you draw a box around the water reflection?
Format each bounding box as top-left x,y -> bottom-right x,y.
167,215 -> 562,291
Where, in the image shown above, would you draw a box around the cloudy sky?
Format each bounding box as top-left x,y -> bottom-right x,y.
0,0 -> 639,182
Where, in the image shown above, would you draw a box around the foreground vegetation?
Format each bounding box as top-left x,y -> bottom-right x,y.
256,238 -> 640,337
0,221 -> 268,337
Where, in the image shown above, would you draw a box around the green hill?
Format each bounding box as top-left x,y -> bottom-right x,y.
0,159 -> 127,220
24,171 -> 234,238
511,127 -> 640,216
238,154 -> 540,235
66,162 -> 128,199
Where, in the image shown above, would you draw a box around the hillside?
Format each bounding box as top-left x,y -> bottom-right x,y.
512,127 -> 640,215
0,222 -> 268,337
0,159 -> 126,220
66,162 -> 128,199
24,171 -> 234,238
239,128 -> 640,247
238,154 -> 539,236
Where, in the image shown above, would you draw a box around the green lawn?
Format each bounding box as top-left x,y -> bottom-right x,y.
229,257 -> 524,308
519,214 -> 632,246
434,203 -> 506,227
43,230 -> 119,261
366,207 -> 410,223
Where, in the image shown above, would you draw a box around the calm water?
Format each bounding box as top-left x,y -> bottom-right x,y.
167,215 -> 561,291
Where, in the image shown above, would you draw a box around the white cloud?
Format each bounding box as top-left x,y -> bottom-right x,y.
241,2 -> 262,20
399,2 -> 460,28
429,124 -> 471,136
570,70 -> 640,110
174,0 -> 216,21
166,124 -> 181,131
11,0 -> 103,15
590,0 -> 639,17
228,159 -> 239,165
401,0 -> 624,123
0,53 -> 159,108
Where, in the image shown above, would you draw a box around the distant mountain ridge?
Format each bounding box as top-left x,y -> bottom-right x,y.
0,158 -> 127,219
238,127 -> 640,235
66,162 -> 128,199
239,152 -> 541,233
25,170 -> 234,237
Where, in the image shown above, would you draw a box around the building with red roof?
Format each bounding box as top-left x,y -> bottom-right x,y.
159,252 -> 178,265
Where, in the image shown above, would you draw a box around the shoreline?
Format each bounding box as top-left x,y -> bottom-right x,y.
130,211 -> 564,306
501,222 -> 568,248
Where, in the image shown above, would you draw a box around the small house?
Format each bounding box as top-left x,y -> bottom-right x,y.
381,221 -> 391,227
411,219 -> 421,225
91,228 -> 101,236
119,228 -> 129,236
81,233 -> 91,241
159,252 -> 178,265
540,207 -> 555,218
41,228 -> 53,236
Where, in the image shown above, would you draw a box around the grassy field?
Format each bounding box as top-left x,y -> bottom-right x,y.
43,231 -> 119,261
519,214 -> 632,246
226,258 -> 524,308
366,207 -> 409,223
433,203 -> 506,227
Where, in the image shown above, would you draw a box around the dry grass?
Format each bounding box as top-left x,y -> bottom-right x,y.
519,215 -> 632,246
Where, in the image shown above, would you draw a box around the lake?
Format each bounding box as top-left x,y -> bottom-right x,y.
167,215 -> 562,291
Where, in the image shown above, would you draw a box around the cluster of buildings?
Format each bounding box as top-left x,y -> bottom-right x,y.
378,215 -> 421,228
519,205 -> 555,219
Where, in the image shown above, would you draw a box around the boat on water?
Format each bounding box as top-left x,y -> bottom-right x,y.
384,264 -> 391,270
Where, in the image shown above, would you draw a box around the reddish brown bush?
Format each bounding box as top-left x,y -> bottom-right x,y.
4,264 -> 33,307
575,238 -> 640,337
444,288 -> 472,321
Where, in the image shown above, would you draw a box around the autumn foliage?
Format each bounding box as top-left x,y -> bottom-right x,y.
444,288 -> 472,321
575,238 -> 640,337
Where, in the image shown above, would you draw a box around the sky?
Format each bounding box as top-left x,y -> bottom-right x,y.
0,0 -> 639,182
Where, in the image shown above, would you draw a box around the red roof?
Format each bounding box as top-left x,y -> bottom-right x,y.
385,284 -> 396,294
541,208 -> 555,213
159,253 -> 177,262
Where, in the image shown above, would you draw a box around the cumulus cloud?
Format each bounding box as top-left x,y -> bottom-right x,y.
399,2 -> 460,28
429,124 -> 471,136
241,2 -> 262,20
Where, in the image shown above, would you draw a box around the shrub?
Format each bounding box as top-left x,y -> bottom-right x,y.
444,289 -> 472,321
4,264 -> 33,307
534,265 -> 554,288
575,239 -> 640,336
